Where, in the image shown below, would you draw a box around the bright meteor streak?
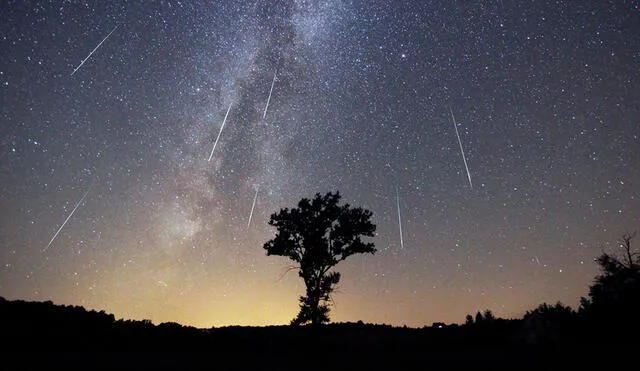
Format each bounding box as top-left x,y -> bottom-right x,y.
44,184 -> 92,251
450,107 -> 473,189
396,185 -> 404,249
208,103 -> 232,162
262,73 -> 276,119
247,186 -> 259,229
71,24 -> 119,76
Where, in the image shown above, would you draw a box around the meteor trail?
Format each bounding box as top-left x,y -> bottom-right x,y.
396,185 -> 404,249
247,186 -> 259,229
71,25 -> 119,76
262,73 -> 276,119
44,184 -> 92,251
449,107 -> 473,189
208,103 -> 232,162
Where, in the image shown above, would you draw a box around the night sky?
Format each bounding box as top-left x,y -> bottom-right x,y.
1,1 -> 638,328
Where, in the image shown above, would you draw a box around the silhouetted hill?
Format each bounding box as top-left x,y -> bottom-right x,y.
0,296 -> 633,370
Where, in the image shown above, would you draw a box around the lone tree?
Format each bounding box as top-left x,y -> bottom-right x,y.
263,191 -> 376,326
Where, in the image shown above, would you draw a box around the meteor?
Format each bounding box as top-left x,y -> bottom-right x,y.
208,103 -> 232,162
71,24 -> 119,76
44,184 -> 92,251
262,73 -> 276,119
396,185 -> 404,249
449,107 -> 473,189
247,186 -> 259,229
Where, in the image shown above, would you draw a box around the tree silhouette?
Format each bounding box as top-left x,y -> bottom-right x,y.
524,301 -> 574,322
483,309 -> 495,322
465,314 -> 474,325
263,191 -> 377,326
474,311 -> 484,324
581,232 -> 640,323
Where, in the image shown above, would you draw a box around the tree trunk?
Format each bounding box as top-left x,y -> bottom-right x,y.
309,275 -> 321,326
310,297 -> 319,326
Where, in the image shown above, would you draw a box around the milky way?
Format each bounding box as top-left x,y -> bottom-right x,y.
1,1 -> 638,328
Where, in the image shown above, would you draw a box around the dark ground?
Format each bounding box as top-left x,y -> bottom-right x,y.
0,297 -> 634,370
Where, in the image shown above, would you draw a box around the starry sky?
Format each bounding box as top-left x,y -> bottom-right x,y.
1,1 -> 639,328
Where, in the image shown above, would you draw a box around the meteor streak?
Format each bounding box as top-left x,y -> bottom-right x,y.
262,73 -> 276,119
449,107 -> 473,189
71,25 -> 119,76
247,186 -> 259,229
396,185 -> 404,249
208,103 -> 232,162
44,184 -> 92,251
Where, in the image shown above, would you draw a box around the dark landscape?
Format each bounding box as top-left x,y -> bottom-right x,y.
0,295 -> 631,370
